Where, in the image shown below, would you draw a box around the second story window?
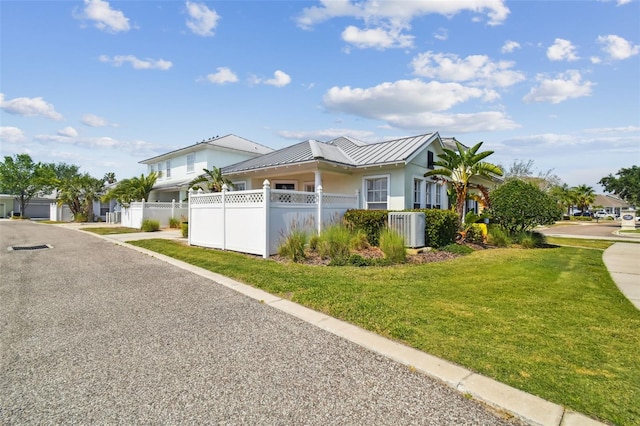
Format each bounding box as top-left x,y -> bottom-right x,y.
157,162 -> 164,178
187,153 -> 195,173
166,160 -> 171,178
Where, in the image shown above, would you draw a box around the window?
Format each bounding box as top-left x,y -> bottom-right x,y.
187,153 -> 195,173
166,160 -> 171,178
425,182 -> 432,208
427,150 -> 435,169
364,176 -> 388,210
435,184 -> 442,209
157,162 -> 164,178
413,178 -> 422,209
274,182 -> 296,190
304,182 -> 315,192
233,181 -> 246,191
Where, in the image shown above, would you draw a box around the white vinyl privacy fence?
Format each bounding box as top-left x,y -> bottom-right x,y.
189,180 -> 359,258
120,200 -> 188,229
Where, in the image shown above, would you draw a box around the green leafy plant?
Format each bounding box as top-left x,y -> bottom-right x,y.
486,225 -> 510,247
141,218 -> 160,232
278,226 -> 309,263
350,229 -> 370,251
379,228 -> 406,263
440,243 -> 474,255
342,209 -> 388,246
181,221 -> 188,238
316,223 -> 352,261
514,231 -> 547,249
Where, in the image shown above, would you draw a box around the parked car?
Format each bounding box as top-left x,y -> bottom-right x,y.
573,211 -> 592,217
594,210 -> 617,219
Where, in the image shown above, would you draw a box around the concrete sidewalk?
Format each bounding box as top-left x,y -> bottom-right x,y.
603,242 -> 640,310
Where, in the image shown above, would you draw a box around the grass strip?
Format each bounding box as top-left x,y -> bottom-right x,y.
82,226 -> 144,235
130,239 -> 640,425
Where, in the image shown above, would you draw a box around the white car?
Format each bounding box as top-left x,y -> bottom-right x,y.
593,210 -> 617,219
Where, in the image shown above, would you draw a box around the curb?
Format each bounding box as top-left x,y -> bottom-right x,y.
69,226 -> 607,426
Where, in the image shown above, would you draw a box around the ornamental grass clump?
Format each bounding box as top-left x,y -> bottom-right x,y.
317,223 -> 352,262
141,218 -> 160,232
169,217 -> 180,229
277,226 -> 309,263
379,228 -> 406,263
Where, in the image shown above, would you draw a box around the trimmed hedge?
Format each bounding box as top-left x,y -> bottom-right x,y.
343,208 -> 459,248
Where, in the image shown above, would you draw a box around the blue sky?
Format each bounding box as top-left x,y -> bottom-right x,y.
1,0 -> 639,191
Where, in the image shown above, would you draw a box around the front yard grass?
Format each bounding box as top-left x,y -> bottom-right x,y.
82,226 -> 143,235
130,239 -> 639,425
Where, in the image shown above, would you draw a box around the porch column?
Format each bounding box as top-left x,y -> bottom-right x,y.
314,170 -> 322,190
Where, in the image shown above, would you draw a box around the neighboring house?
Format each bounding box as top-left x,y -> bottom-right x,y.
0,194 -> 57,219
221,132 -> 497,212
140,134 -> 274,203
591,194 -> 630,217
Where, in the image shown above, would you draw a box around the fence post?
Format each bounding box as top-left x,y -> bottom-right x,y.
263,179 -> 271,259
171,199 -> 175,219
141,198 -> 146,228
188,188 -> 194,243
222,184 -> 228,251
317,185 -> 324,235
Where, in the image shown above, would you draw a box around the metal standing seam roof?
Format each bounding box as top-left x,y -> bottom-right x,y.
222,132 -> 440,174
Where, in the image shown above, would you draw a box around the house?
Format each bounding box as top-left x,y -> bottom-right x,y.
221,132 -> 497,212
0,194 -> 56,219
592,194 -> 630,217
139,134 -> 274,203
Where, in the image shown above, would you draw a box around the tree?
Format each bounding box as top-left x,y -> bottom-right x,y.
599,166 -> 640,206
424,141 -> 503,223
103,172 -> 157,206
504,159 -> 561,192
56,173 -> 106,221
549,184 -> 577,216
489,179 -> 562,234
0,154 -> 53,217
573,184 -> 596,213
189,167 -> 233,193
104,172 -> 117,184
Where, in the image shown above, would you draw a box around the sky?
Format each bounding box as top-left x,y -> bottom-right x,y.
1,0 -> 639,192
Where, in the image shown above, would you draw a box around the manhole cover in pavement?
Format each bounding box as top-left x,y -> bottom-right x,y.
8,244 -> 52,251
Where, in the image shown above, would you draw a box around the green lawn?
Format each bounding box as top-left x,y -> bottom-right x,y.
130,239 -> 640,425
82,226 -> 144,235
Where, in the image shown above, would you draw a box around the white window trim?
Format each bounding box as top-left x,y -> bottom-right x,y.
413,176 -> 426,209
232,180 -> 246,191
362,174 -> 390,210
186,153 -> 195,174
273,180 -> 297,190
166,160 -> 172,178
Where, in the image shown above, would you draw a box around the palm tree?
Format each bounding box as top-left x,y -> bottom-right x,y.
425,141 -> 503,223
189,167 -> 233,193
549,184 -> 577,217
573,184 -> 596,214
103,172 -> 157,207
104,172 -> 117,184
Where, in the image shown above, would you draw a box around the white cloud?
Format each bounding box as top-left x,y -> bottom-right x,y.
322,79 -> 518,132
433,28 -> 448,41
341,25 -> 414,49
296,0 -> 510,29
74,0 -> 130,33
57,126 -> 78,138
0,126 -> 27,144
597,34 -> 640,60
501,40 -> 520,53
263,70 -> 292,87
547,38 -> 579,61
205,67 -> 238,84
0,93 -> 63,120
82,113 -> 113,127
523,70 -> 594,104
185,1 -> 220,37
411,52 -> 525,88
99,55 -> 172,70
277,128 -> 376,141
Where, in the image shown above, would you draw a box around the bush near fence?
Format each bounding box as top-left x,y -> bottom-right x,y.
343,208 -> 459,248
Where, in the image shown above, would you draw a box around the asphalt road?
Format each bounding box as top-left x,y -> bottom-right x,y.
0,221 -> 516,425
538,221 -> 637,240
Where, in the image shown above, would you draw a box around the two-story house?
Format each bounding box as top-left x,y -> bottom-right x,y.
139,134 -> 274,202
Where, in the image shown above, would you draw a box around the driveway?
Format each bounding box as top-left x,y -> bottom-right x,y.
0,221 -> 516,425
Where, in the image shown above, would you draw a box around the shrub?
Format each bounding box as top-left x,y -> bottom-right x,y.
141,219 -> 160,232
74,212 -> 88,223
487,225 -> 510,247
379,228 -> 406,263
169,217 -> 180,228
309,234 -> 320,251
463,224 -> 485,244
413,209 -> 459,248
342,209 -> 388,246
488,179 -> 562,234
278,227 -> 309,262
181,222 -> 188,238
317,223 -> 352,261
441,243 -> 474,255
